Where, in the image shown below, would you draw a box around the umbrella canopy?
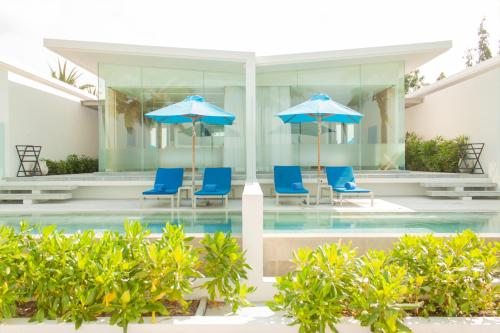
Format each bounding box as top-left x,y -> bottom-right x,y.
145,95 -> 235,125
145,95 -> 235,188
277,93 -> 363,124
276,93 -> 364,203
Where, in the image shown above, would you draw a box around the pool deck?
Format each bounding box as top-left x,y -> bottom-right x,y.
1,196 -> 500,214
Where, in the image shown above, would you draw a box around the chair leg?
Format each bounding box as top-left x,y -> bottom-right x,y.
330,189 -> 334,206
170,196 -> 174,208
193,196 -> 196,208
276,194 -> 279,205
177,193 -> 180,207
371,193 -> 374,207
339,194 -> 343,206
306,194 -> 309,206
225,195 -> 228,207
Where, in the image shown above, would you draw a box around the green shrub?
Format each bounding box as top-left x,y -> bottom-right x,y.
389,231 -> 499,317
405,132 -> 468,172
44,154 -> 98,175
269,231 -> 499,333
269,243 -> 357,333
201,232 -> 255,312
0,222 -> 254,332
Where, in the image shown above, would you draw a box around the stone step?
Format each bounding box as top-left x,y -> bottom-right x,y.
0,184 -> 78,191
420,182 -> 497,188
426,190 -> 500,197
0,192 -> 72,204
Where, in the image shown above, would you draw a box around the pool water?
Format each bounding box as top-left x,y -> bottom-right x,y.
0,212 -> 499,234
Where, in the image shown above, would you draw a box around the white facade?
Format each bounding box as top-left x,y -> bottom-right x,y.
0,61 -> 98,177
406,57 -> 500,181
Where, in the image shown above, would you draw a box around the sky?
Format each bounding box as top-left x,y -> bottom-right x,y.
0,0 -> 499,86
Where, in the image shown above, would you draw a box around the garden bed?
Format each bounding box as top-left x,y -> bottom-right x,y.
1,305 -> 499,333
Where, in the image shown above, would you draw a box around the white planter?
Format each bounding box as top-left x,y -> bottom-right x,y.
0,306 -> 498,333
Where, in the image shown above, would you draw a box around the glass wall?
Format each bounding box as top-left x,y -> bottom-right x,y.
98,64 -> 246,174
256,61 -> 405,173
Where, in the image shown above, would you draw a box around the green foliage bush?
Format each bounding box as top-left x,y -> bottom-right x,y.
0,222 -> 253,332
269,231 -> 499,333
405,132 -> 468,172
44,154 -> 98,175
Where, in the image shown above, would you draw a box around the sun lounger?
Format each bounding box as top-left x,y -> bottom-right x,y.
194,167 -> 231,208
274,166 -> 310,205
325,166 -> 373,206
142,168 -> 184,207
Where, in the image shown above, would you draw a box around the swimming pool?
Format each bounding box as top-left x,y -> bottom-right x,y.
0,211 -> 499,234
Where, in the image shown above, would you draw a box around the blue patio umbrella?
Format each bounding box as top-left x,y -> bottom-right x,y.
145,95 -> 235,188
277,93 -> 364,199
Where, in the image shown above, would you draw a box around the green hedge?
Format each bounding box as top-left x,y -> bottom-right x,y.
0,222 -> 254,331
405,132 -> 468,172
269,231 -> 499,333
44,154 -> 98,175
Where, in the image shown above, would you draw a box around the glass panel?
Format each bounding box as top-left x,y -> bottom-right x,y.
359,62 -> 405,170
0,122 -> 4,178
256,61 -> 405,174
98,63 -> 246,174
98,63 -> 144,171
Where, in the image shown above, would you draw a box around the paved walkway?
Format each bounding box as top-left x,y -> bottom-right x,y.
1,196 -> 500,214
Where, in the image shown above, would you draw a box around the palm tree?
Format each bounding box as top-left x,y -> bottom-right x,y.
49,59 -> 82,85
49,59 -> 97,96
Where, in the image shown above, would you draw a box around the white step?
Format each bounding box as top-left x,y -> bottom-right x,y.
421,182 -> 497,188
426,190 -> 500,197
0,184 -> 78,191
0,192 -> 72,204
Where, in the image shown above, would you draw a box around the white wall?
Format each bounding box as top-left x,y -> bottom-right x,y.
5,79 -> 98,177
406,67 -> 500,181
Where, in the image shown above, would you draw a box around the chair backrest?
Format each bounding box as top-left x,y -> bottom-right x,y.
325,166 -> 355,188
154,168 -> 184,189
202,167 -> 232,191
274,166 -> 303,189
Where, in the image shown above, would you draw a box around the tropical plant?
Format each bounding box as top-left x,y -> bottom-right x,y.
464,17 -> 493,67
269,243 -> 357,333
389,231 -> 499,317
0,222 -> 254,332
351,250 -> 420,333
49,59 -> 97,96
201,232 -> 255,312
436,72 -> 446,81
404,70 -> 426,94
270,231 -> 499,333
44,154 -> 98,175
405,132 -> 468,172
49,59 -> 82,86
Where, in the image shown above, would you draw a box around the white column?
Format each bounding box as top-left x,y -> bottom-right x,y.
0,69 -> 10,178
242,182 -> 263,297
245,57 -> 256,183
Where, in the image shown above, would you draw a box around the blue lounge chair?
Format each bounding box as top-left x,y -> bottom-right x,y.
325,166 -> 373,206
274,166 -> 310,205
142,168 -> 184,207
194,167 -> 231,208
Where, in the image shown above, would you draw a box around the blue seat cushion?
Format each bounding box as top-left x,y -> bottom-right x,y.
195,189 -> 230,196
292,182 -> 304,190
154,184 -> 167,192
142,187 -> 179,195
344,182 -> 356,190
333,187 -> 371,193
204,184 -> 217,192
275,186 -> 309,194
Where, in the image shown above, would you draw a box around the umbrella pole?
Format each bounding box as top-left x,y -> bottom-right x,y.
317,118 -> 321,204
192,122 -> 196,189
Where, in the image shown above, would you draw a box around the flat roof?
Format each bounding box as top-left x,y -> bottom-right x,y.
44,39 -> 452,75
407,55 -> 500,99
44,39 -> 254,74
0,57 -> 97,101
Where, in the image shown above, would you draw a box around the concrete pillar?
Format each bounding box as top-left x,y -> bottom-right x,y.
245,57 -> 256,183
0,69 -> 9,178
242,183 -> 263,285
